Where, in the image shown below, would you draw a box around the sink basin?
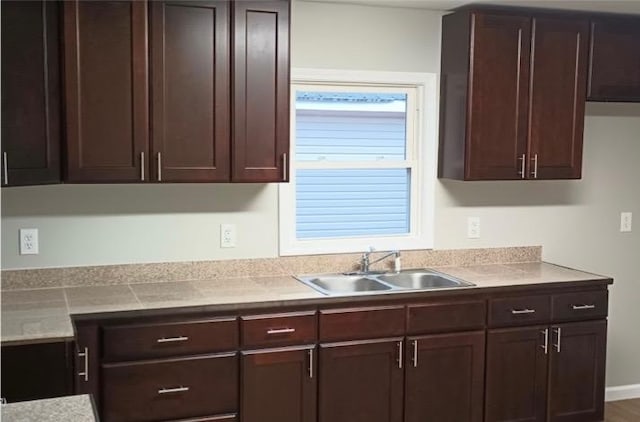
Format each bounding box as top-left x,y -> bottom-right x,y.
299,275 -> 392,295
296,269 -> 474,296
376,272 -> 474,289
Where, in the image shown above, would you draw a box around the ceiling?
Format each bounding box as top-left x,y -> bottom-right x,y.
299,0 -> 640,14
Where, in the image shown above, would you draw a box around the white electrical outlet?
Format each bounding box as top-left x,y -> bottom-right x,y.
620,212 -> 633,232
19,228 -> 39,255
220,224 -> 237,248
467,217 -> 480,239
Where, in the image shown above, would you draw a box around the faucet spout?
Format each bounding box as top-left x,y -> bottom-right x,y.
360,250 -> 401,273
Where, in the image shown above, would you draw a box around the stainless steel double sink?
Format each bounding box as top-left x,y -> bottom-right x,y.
296,269 -> 475,296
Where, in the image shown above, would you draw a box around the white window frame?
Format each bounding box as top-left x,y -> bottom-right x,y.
279,68 -> 437,256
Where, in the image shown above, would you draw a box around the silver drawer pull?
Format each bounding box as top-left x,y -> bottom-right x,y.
78,347 -> 89,382
572,304 -> 595,310
158,386 -> 189,395
157,336 -> 189,343
511,308 -> 536,315
267,328 -> 295,335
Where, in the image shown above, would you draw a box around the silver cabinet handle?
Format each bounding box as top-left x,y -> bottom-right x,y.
308,348 -> 314,379
157,336 -> 189,343
267,328 -> 295,335
553,327 -> 562,353
282,153 -> 287,181
541,328 -> 549,354
140,152 -> 145,181
531,153 -> 538,178
412,340 -> 418,368
158,386 -> 189,395
3,152 -> 8,185
157,152 -> 162,182
518,154 -> 525,179
572,304 -> 595,310
397,341 -> 403,369
511,308 -> 536,315
78,347 -> 89,382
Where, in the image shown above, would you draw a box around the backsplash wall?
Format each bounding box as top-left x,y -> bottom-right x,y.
1,1 -> 639,387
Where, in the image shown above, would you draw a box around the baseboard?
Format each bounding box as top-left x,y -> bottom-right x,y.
606,384 -> 640,402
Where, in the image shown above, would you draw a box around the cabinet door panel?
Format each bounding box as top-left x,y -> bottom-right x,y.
64,0 -> 148,182
528,17 -> 588,180
1,0 -> 61,186
319,339 -> 403,422
241,346 -> 316,422
548,320 -> 607,422
232,1 -> 289,182
588,17 -> 640,102
151,0 -> 230,182
486,326 -> 548,422
466,12 -> 531,180
405,331 -> 485,422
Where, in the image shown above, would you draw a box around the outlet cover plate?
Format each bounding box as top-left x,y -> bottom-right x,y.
19,228 -> 39,255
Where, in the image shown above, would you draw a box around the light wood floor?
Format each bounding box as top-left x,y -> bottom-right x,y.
605,399 -> 640,421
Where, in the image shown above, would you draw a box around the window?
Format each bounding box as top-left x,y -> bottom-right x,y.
279,69 -> 437,255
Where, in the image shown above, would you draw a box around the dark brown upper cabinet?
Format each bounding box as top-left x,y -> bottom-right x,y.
63,0 -> 289,184
1,1 -> 61,187
439,9 -> 588,181
64,0 -> 149,183
588,16 -> 640,102
150,0 -> 231,182
232,1 -> 290,183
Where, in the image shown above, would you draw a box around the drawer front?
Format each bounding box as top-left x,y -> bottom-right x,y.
407,300 -> 486,334
103,317 -> 238,362
489,295 -> 551,327
552,290 -> 608,321
319,305 -> 405,342
102,353 -> 238,422
241,311 -> 317,348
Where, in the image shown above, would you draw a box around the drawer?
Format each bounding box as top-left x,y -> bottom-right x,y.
489,295 -> 551,327
172,415 -> 237,422
407,300 -> 486,334
552,290 -> 608,321
103,317 -> 238,362
241,311 -> 317,348
319,305 -> 405,342
102,353 -> 238,422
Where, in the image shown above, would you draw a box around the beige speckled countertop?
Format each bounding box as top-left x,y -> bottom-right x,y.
1,395 -> 97,422
0,262 -> 610,345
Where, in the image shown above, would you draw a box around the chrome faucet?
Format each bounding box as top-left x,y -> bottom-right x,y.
360,249 -> 401,273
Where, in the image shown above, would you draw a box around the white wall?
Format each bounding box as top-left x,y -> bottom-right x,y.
1,0 -> 639,387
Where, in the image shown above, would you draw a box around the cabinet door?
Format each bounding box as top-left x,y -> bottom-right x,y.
405,331 -> 485,422
232,0 -> 289,182
63,0 -> 149,182
150,0 -> 230,182
588,17 -> 640,102
0,341 -> 73,402
547,320 -> 607,422
319,338 -> 403,422
466,12 -> 531,180
241,346 -> 316,422
1,0 -> 61,186
74,322 -> 101,409
528,16 -> 588,180
485,326 -> 548,422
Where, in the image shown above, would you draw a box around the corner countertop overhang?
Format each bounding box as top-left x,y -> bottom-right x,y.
0,262 -> 612,345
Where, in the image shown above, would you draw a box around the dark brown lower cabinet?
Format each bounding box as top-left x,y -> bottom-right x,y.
405,331 -> 485,422
0,341 -> 74,402
241,346 -> 316,422
485,325 -> 549,422
547,320 -> 607,422
486,320 -> 607,422
101,353 -> 238,422
318,338 -> 404,422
